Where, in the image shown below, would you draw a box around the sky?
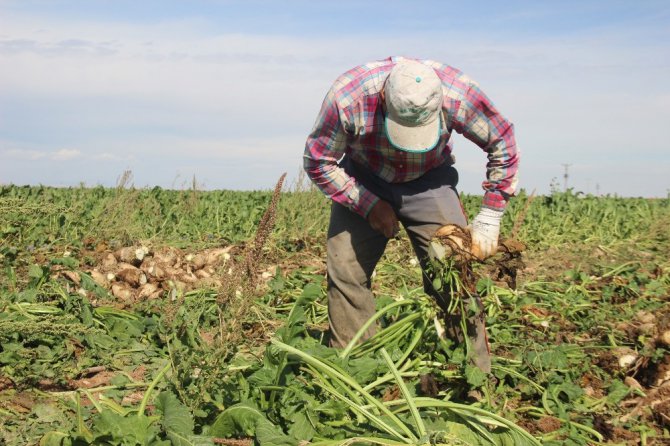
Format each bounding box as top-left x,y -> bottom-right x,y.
1,0 -> 669,196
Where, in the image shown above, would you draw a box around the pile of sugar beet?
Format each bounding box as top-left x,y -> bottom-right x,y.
52,245 -> 242,305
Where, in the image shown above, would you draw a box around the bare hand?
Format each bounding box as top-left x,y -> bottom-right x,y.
368,200 -> 399,238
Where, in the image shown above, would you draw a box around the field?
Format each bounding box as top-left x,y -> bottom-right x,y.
1,179 -> 669,446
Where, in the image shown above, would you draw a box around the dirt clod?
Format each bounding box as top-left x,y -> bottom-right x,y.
537,416 -> 562,433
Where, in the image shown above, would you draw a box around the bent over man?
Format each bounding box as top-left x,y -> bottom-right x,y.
303,56 -> 519,372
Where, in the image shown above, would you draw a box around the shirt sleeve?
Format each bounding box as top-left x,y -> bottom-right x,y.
303,88 -> 380,218
452,83 -> 520,210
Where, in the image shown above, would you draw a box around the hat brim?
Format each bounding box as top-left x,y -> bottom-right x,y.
384,114 -> 440,153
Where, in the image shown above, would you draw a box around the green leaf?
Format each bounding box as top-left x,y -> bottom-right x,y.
467,297 -> 481,317
28,264 -> 45,279
606,380 -> 631,406
268,269 -> 286,292
255,418 -> 298,446
210,403 -> 267,437
298,282 -> 322,302
375,295 -> 395,311
287,411 -> 315,442
166,432 -> 215,446
80,272 -> 111,298
211,403 -> 297,445
346,356 -> 384,383
465,364 -> 487,387
276,302 -> 307,343
50,256 -> 79,269
80,303 -> 94,326
91,411 -> 160,444
34,403 -> 64,423
446,343 -> 466,365
526,347 -> 569,371
553,381 -> 583,402
109,318 -> 144,340
155,391 -> 194,437
476,277 -> 494,296
542,349 -> 569,370
39,431 -> 70,446
248,363 -> 278,388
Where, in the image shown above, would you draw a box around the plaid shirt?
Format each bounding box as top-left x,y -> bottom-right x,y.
304,56 -> 519,218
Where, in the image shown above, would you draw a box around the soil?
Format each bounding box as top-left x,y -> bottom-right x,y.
68,371 -> 116,390
0,374 -> 13,392
536,416 -> 562,433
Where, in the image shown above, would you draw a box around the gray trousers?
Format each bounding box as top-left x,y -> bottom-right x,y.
327,160 -> 491,371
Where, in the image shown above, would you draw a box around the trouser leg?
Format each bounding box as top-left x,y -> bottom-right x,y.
441,296 -> 491,373
327,201 -> 388,348
396,163 -> 491,373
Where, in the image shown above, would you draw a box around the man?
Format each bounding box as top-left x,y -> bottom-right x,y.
303,56 -> 519,372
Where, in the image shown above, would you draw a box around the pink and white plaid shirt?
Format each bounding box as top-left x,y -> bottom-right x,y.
304,56 -> 519,218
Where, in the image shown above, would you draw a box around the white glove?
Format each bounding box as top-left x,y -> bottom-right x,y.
471,207 -> 504,259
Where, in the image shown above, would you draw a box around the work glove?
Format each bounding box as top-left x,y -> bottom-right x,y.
470,207 -> 504,260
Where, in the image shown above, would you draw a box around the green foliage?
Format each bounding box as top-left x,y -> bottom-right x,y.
0,185 -> 331,253
88,411 -> 162,445
1,186 -> 669,445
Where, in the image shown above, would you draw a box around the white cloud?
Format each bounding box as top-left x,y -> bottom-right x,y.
2,148 -> 46,160
94,152 -> 135,161
51,148 -> 81,160
1,147 -> 83,161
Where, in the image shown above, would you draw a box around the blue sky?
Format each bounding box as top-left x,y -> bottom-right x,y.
1,0 -> 668,196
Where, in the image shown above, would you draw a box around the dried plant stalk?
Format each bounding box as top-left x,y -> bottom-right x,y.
242,172 -> 287,290
217,172 -> 287,345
